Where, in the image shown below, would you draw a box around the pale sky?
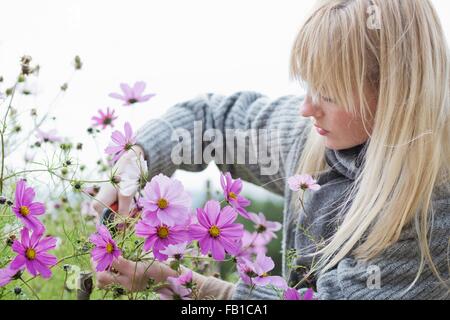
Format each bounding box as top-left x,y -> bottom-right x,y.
1,0 -> 449,199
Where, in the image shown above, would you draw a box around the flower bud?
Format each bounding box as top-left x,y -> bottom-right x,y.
74,56 -> 83,70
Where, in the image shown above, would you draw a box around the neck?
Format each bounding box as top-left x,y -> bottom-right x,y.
324,142 -> 368,180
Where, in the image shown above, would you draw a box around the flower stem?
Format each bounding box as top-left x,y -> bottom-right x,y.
19,276 -> 40,300
0,82 -> 18,194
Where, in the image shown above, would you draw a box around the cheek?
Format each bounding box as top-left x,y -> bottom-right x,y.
330,110 -> 356,131
331,110 -> 368,137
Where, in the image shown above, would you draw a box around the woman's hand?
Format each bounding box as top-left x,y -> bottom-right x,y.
96,256 -> 178,292
91,145 -> 145,218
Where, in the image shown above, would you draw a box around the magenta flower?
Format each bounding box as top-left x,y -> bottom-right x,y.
237,253 -> 287,289
250,253 -> 287,289
189,200 -> 244,261
135,220 -> 189,261
176,270 -> 193,287
91,107 -> 118,129
89,224 -> 122,272
235,230 -> 268,261
288,174 -> 321,192
139,173 -> 191,227
104,122 -> 136,162
159,243 -> 189,260
0,267 -> 18,287
10,228 -> 57,278
109,81 -> 156,106
12,179 -> 45,232
237,258 -> 257,285
248,212 -> 282,243
283,287 -> 301,300
283,287 -> 315,300
35,129 -> 62,143
220,172 -> 251,219
158,276 -> 192,300
302,288 -> 315,300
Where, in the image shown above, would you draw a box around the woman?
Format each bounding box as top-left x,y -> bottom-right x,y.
92,0 -> 450,299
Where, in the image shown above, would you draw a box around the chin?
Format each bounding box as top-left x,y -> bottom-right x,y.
325,138 -> 366,151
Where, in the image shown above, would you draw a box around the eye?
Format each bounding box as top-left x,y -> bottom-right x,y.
320,95 -> 335,104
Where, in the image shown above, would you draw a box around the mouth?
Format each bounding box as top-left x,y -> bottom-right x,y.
314,124 -> 330,136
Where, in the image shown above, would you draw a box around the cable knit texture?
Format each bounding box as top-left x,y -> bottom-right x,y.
135,91 -> 450,300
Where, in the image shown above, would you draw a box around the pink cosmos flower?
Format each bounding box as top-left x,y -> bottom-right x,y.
248,212 -> 282,243
235,230 -> 268,261
238,253 -> 287,289
288,174 -> 321,192
189,200 -> 244,261
283,287 -> 301,300
91,107 -> 118,129
220,172 -> 251,219
251,253 -> 287,289
118,152 -> 148,197
36,129 -> 62,143
0,267 -> 18,287
139,173 -> 191,227
10,228 -> 57,278
159,243 -> 189,260
89,224 -> 122,272
283,287 -> 315,300
109,81 -> 156,106
12,179 -> 45,232
158,276 -> 192,300
176,270 -> 193,287
104,122 -> 136,162
135,220 -> 189,261
237,258 -> 257,285
302,288 -> 315,300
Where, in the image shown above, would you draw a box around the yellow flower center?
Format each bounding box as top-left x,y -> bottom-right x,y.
106,243 -> 114,254
261,272 -> 269,278
228,192 -> 237,200
209,225 -> 221,238
20,206 -> 30,217
157,198 -> 169,209
157,226 -> 169,239
26,248 -> 36,260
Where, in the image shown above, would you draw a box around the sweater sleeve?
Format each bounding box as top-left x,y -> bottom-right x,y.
316,199 -> 450,300
231,279 -> 281,300
231,280 -> 316,300
134,91 -> 308,196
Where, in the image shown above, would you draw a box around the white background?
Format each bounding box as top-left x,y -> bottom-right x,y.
0,0 -> 449,198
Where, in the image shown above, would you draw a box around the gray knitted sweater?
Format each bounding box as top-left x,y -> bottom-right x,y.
135,91 -> 450,300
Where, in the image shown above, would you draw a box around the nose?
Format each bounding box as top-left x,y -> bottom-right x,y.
300,96 -> 324,118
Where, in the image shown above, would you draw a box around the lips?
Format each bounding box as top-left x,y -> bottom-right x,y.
314,124 -> 329,133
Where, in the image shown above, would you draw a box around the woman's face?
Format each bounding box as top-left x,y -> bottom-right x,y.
300,91 -> 377,150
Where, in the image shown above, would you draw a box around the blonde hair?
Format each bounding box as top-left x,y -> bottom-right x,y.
289,0 -> 450,292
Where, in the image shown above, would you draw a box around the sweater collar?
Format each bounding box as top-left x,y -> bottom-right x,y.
324,142 -> 368,180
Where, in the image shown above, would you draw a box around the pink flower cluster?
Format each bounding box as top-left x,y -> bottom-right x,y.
94,128 -> 322,300
1,180 -> 57,287
91,81 -> 156,131
133,172 -> 259,264
158,270 -> 194,300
